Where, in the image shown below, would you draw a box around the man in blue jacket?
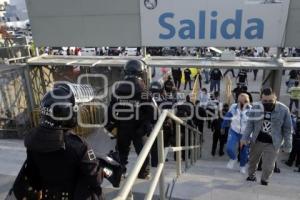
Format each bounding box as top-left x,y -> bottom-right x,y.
241,88 -> 292,186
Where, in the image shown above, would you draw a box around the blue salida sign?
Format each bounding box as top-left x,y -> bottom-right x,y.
141,0 -> 290,47
159,10 -> 263,40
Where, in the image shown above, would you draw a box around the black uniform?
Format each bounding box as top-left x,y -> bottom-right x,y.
184,68 -> 192,90
232,85 -> 242,103
241,89 -> 253,104
193,102 -> 207,145
206,99 -> 219,129
289,70 -> 299,80
253,69 -> 258,81
175,97 -> 195,160
8,83 -> 126,200
194,103 -> 207,134
211,117 -> 226,156
14,127 -> 103,200
164,79 -> 174,93
286,117 -> 300,167
232,85 -> 253,104
150,95 -> 174,167
108,77 -> 153,178
172,68 -> 182,89
237,70 -> 248,85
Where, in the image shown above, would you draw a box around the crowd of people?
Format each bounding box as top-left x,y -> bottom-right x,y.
43,45 -> 300,58
160,64 -> 300,186
8,59 -> 300,199
169,66 -> 253,97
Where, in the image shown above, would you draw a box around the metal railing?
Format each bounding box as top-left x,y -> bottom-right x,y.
113,110 -> 202,200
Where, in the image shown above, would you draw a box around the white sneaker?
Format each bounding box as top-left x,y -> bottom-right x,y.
240,166 -> 247,174
226,159 -> 236,169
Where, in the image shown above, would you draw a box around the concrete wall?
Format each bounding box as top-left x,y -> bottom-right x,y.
26,0 -> 300,47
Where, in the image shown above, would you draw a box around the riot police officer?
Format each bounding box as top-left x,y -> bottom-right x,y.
9,83 -> 122,200
149,81 -> 174,167
174,95 -> 196,160
107,60 -> 153,179
164,75 -> 174,94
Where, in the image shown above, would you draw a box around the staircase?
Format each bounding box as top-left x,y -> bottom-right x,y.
1,127 -> 300,200
100,152 -> 300,200
169,159 -> 300,200
97,124 -> 300,200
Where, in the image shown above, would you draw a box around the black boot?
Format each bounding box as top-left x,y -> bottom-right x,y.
138,172 -> 151,180
295,161 -> 300,168
211,151 -> 216,157
261,180 -> 268,186
274,162 -> 280,173
274,167 -> 281,173
246,176 -> 257,182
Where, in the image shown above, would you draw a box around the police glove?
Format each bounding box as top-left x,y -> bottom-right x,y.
98,151 -> 125,188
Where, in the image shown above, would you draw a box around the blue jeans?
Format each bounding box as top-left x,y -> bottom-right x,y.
226,129 -> 249,167
210,80 -> 220,92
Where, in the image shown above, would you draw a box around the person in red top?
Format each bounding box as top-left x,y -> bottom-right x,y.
74,47 -> 81,56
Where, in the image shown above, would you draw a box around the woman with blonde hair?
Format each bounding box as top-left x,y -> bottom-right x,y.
221,93 -> 252,174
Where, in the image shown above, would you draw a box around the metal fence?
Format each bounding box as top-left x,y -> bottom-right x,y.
114,110 -> 202,200
0,63 -> 122,138
0,65 -> 32,137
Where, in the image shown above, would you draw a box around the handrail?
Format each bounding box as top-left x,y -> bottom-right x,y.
144,144 -> 201,200
113,110 -> 202,200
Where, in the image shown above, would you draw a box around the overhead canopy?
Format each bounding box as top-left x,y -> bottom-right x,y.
145,56 -> 281,69
27,55 -> 142,67
27,55 -> 300,69
281,58 -> 300,69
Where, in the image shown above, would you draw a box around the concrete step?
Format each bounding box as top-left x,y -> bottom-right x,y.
170,159 -> 300,200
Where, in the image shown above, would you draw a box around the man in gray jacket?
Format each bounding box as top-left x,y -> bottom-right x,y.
241,88 -> 292,186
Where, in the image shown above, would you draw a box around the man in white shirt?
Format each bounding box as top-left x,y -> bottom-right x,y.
198,88 -> 210,106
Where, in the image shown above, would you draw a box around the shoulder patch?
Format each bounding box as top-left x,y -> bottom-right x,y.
87,149 -> 96,161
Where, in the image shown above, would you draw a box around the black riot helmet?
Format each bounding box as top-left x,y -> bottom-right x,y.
39,83 -> 94,130
150,81 -> 163,94
124,59 -> 145,78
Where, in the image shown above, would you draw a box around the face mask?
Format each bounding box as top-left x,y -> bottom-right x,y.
239,103 -> 244,109
263,102 -> 275,112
